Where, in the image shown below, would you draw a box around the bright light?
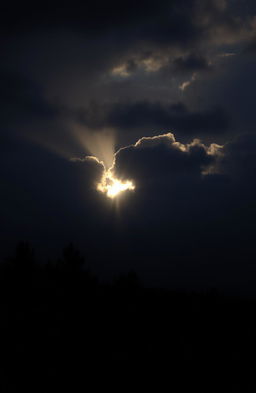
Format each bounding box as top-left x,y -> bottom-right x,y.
71,126 -> 135,198
97,168 -> 135,199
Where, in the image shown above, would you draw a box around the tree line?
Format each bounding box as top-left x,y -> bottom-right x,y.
0,241 -> 255,392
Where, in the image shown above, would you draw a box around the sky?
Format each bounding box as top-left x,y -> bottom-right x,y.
1,0 -> 256,293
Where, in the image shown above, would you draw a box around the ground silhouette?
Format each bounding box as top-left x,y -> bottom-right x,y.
0,242 -> 255,392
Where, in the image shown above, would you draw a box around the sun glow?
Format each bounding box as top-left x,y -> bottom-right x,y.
97,168 -> 135,199
69,126 -> 135,198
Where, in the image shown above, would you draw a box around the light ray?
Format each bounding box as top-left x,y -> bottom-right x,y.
73,125 -> 115,169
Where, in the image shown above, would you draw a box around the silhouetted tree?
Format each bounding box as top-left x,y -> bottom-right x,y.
58,243 -> 84,273
0,242 -> 255,392
113,270 -> 141,291
7,241 -> 35,272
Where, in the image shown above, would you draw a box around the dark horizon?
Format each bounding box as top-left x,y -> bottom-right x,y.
0,241 -> 256,392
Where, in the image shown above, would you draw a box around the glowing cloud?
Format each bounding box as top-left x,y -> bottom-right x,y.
72,153 -> 135,198
133,132 -> 223,158
72,132 -> 222,199
70,125 -> 135,198
97,167 -> 135,198
179,73 -> 197,91
111,64 -> 131,78
111,53 -> 170,78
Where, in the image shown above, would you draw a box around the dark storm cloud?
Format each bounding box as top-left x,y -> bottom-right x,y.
114,133 -> 217,183
108,132 -> 256,273
0,0 -> 253,147
109,102 -> 229,134
0,1 -> 198,45
172,54 -> 212,73
76,101 -> 229,136
221,133 -> 256,183
1,0 -> 251,48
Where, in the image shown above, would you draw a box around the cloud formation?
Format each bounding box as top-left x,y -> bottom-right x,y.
1,124 -> 256,291
113,132 -> 222,183
74,102 -> 229,138
66,131 -> 256,290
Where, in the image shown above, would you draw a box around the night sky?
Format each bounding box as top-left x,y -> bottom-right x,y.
2,0 -> 256,293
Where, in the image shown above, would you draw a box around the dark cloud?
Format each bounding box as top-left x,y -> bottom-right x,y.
76,101 -> 229,137
110,102 -> 229,134
1,0 -> 252,53
0,1 -> 199,45
173,54 -> 212,73
114,133 -> 217,183
0,0 -> 253,146
221,133 -> 256,184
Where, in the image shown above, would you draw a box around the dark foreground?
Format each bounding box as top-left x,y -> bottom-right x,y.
0,243 -> 255,392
